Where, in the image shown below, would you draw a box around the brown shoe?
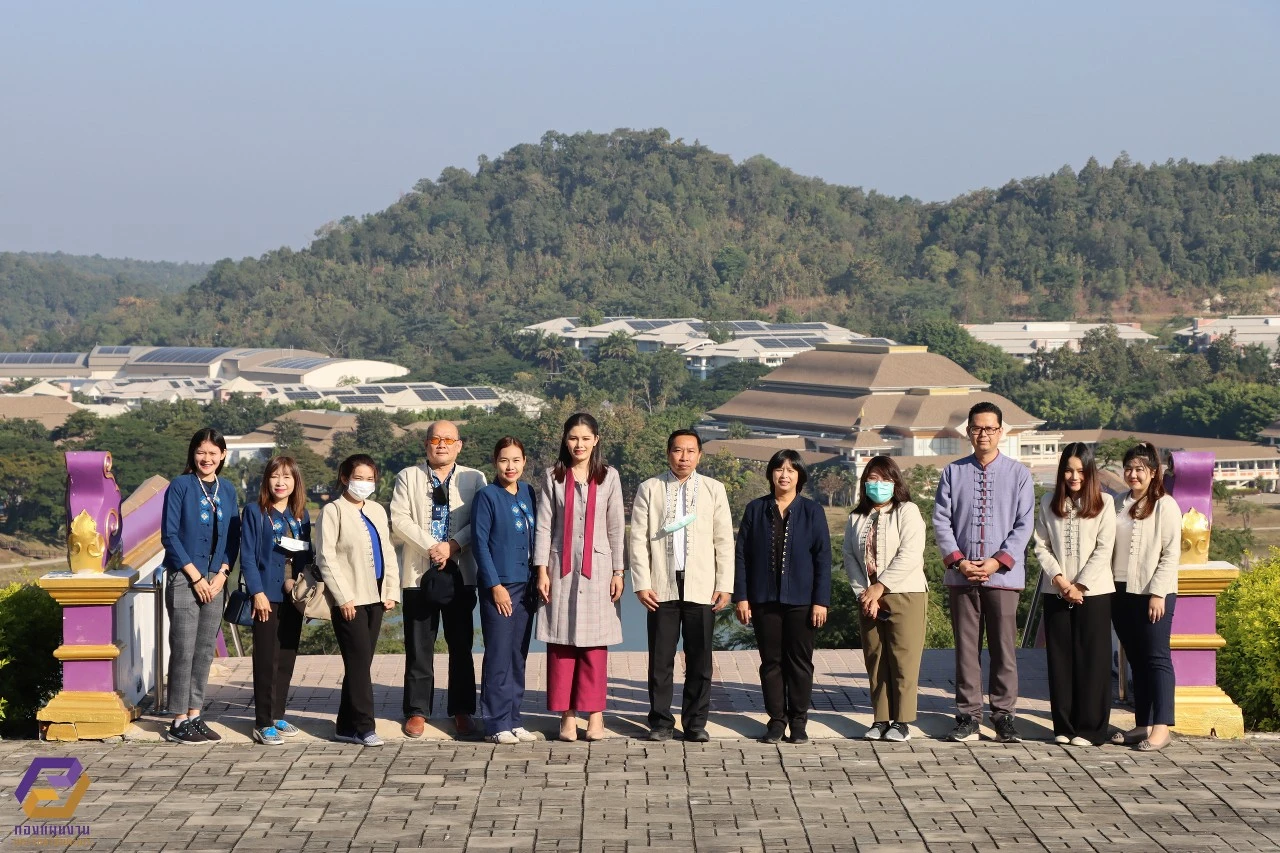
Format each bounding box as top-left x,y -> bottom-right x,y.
454,714 -> 482,741
403,715 -> 426,738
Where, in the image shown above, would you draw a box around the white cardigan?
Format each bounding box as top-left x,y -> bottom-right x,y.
1111,493 -> 1182,598
628,472 -> 735,604
842,501 -> 927,595
315,496 -> 401,608
1032,492 -> 1116,597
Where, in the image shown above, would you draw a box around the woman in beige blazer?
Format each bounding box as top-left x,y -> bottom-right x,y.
315,454 -> 400,747
1110,442 -> 1181,751
1033,443 -> 1116,747
843,456 -> 927,742
533,413 -> 625,742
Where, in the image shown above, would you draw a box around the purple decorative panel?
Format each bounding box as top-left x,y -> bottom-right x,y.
1172,650 -> 1218,687
62,606 -> 113,646
64,451 -> 122,572
1170,596 -> 1219,635
61,660 -> 115,693
1166,451 -> 1214,523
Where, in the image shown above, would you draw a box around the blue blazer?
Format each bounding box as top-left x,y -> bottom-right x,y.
239,503 -> 313,602
161,473 -> 239,577
472,482 -> 537,589
733,494 -> 831,607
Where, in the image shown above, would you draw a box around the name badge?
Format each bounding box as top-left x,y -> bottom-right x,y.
278,537 -> 308,552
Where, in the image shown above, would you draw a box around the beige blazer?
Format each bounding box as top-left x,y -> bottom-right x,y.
1033,492 -> 1116,596
390,462 -> 488,587
628,472 -> 735,604
1112,493 -> 1182,598
314,496 -> 401,608
842,501 -> 927,595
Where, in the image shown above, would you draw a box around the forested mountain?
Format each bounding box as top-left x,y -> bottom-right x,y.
0,253 -> 209,351
25,130 -> 1280,373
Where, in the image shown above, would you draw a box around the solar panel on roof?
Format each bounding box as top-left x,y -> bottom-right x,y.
442,388 -> 471,401
382,385 -> 407,392
415,388 -> 446,402
341,395 -> 382,404
468,388 -> 499,400
263,357 -> 333,370
357,386 -> 382,394
285,391 -> 322,401
134,347 -> 232,364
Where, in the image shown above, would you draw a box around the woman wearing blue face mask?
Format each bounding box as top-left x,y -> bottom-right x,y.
843,456 -> 927,742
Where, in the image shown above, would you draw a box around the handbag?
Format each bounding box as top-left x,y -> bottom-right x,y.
291,562 -> 334,621
223,574 -> 255,628
420,559 -> 463,606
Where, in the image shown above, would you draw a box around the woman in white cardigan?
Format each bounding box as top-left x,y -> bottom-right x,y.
315,454 -> 400,747
1110,442 -> 1181,751
1033,443 -> 1115,747
843,456 -> 927,742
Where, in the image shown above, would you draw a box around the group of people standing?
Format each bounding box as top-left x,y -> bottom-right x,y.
158,403 -> 1178,750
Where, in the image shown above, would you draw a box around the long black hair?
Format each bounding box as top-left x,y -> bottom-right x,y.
1122,442 -> 1165,520
553,412 -> 607,485
1051,442 -> 1104,519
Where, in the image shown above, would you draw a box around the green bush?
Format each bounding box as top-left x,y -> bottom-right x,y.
0,583 -> 62,737
1218,550 -> 1280,730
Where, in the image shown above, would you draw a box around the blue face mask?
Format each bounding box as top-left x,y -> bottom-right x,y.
864,480 -> 895,504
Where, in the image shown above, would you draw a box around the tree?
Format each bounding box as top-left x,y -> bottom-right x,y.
595,331 -> 637,363
273,418 -> 305,450
815,469 -> 847,506
1096,437 -> 1140,470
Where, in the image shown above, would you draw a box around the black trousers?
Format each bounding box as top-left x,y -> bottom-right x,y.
402,585 -> 478,718
646,576 -> 715,732
1112,584 -> 1177,727
752,602 -> 815,727
251,600 -> 303,729
331,602 -> 383,736
1042,593 -> 1112,744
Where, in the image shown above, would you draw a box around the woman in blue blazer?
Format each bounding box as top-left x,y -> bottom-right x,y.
733,450 -> 831,745
161,428 -> 239,745
239,456 -> 312,746
472,437 -> 538,745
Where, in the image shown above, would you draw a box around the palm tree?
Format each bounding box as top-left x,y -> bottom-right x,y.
534,333 -> 570,375
596,330 -> 637,363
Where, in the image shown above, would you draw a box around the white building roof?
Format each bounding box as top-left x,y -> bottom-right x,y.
1173,316 -> 1280,352
961,322 -> 1154,356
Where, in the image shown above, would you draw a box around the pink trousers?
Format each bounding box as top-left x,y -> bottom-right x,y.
546,644 -> 608,712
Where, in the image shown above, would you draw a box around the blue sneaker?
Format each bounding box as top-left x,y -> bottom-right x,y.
274,719 -> 302,738
253,726 -> 284,746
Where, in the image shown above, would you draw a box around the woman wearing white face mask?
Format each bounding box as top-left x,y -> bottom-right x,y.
843,456 -> 927,742
314,454 -> 400,747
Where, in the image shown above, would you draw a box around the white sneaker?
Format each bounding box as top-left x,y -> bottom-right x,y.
511,727 -> 538,742
884,723 -> 911,742
1054,735 -> 1070,745
358,731 -> 384,747
1069,736 -> 1092,747
488,730 -> 519,745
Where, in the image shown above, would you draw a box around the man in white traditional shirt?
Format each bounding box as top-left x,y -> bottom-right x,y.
629,429 -> 734,742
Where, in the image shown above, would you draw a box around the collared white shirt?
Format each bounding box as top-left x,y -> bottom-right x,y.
673,479 -> 688,574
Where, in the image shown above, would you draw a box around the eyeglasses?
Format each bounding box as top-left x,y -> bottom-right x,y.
427,437 -> 460,447
968,426 -> 1001,436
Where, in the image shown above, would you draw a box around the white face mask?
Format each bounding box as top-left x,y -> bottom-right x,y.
346,481 -> 376,500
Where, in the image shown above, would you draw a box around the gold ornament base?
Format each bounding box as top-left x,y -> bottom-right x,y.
38,690 -> 137,741
1171,685 -> 1245,739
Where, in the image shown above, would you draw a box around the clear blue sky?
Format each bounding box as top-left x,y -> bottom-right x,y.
2,0 -> 1275,263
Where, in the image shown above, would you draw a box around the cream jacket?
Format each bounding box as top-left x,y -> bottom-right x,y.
314,496 -> 401,608
390,462 -> 488,587
1033,492 -> 1116,597
842,501 -> 927,595
628,472 -> 735,604
1111,493 -> 1182,598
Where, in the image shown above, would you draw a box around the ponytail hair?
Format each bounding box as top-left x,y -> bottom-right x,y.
1122,442 -> 1165,520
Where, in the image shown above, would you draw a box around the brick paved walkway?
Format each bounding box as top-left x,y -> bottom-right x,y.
4,652 -> 1277,852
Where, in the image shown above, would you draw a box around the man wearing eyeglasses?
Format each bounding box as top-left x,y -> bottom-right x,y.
391,421 -> 488,740
933,402 -> 1034,744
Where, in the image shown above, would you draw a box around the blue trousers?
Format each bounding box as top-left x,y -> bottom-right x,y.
1113,584 -> 1177,727
479,581 -> 534,733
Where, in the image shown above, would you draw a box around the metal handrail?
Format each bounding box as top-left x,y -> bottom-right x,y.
128,570 -> 165,714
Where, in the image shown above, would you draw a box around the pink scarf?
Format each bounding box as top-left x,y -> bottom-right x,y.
561,469 -> 598,579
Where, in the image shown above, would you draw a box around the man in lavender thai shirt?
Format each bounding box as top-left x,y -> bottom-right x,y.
933,402 -> 1035,743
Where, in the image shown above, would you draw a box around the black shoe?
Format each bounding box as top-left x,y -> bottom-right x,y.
786,723 -> 809,745
759,722 -> 785,744
188,716 -> 221,742
992,713 -> 1021,744
947,714 -> 980,743
647,727 -> 675,742
684,729 -> 710,743
163,719 -> 207,745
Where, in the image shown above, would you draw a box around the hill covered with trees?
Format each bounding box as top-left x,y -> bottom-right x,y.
28,128 -> 1279,374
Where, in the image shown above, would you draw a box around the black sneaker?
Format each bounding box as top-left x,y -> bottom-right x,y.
786,723 -> 809,745
992,713 -> 1021,744
163,719 -> 207,745
759,722 -> 786,744
947,714 -> 980,742
188,717 -> 222,742
646,727 -> 675,742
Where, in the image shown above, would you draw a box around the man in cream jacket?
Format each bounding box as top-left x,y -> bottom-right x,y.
629,429 -> 734,742
391,421 -> 488,739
